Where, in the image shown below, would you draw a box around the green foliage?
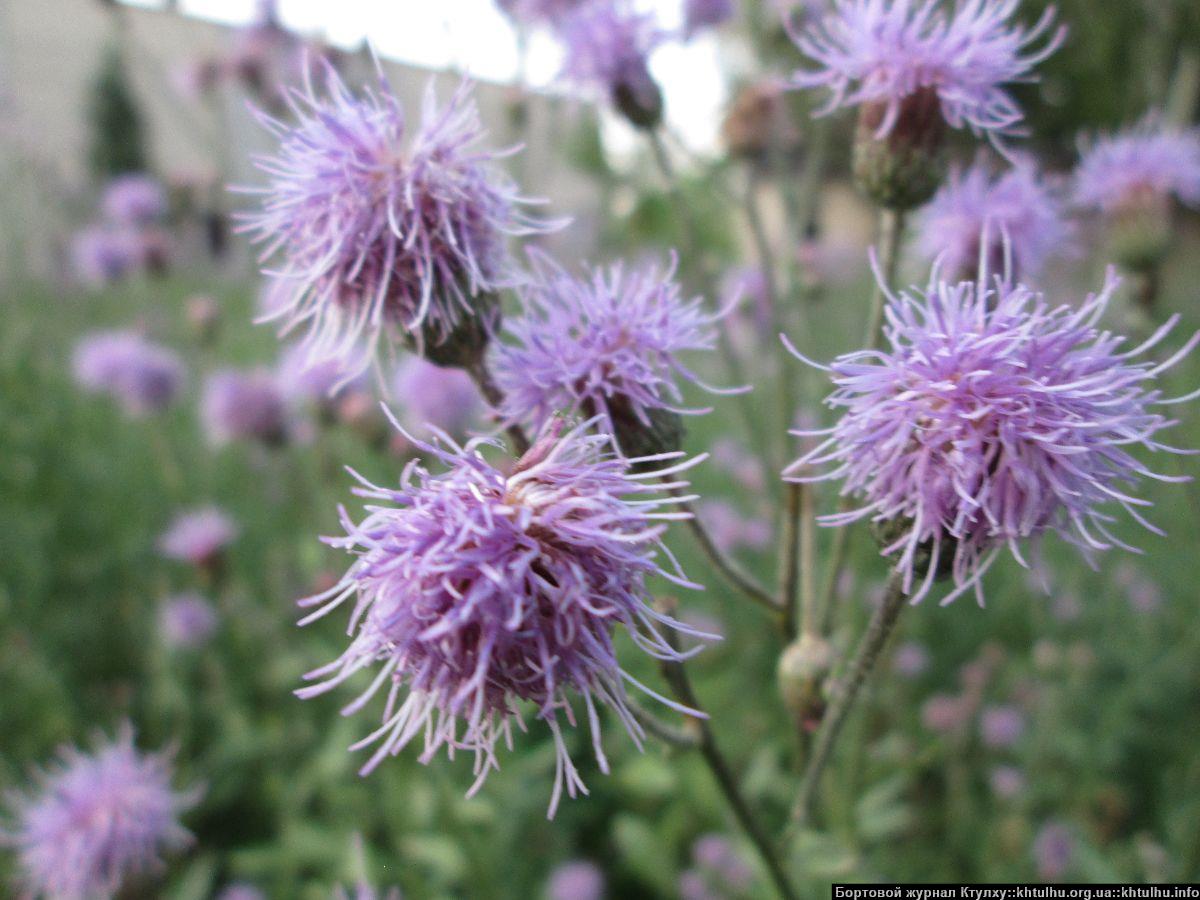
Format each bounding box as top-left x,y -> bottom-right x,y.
87,45 -> 148,181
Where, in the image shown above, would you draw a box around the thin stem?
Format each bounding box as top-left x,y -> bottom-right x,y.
647,130 -> 771,483
790,571 -> 907,828
798,482 -> 817,637
778,482 -> 802,637
627,696 -> 701,750
654,600 -> 799,900
466,360 -> 530,455
672,487 -> 781,613
743,167 -> 791,476
863,208 -> 906,348
815,207 -> 907,631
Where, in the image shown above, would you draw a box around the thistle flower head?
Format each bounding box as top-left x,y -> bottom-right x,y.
4,726 -> 199,900
159,593 -> 219,650
790,0 -> 1064,147
240,65 -> 557,377
915,159 -> 1070,279
72,330 -> 185,417
71,227 -> 140,286
159,506 -> 237,567
102,174 -> 168,226
559,1 -> 666,127
202,368 -> 290,446
546,860 -> 605,900
496,0 -> 587,25
493,252 -> 741,455
296,416 -> 709,815
1073,119 -> 1200,212
786,265 -> 1199,605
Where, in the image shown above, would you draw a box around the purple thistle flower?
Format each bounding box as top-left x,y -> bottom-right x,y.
4,725 -> 200,900
101,173 -> 168,226
915,159 -> 1070,279
493,252 -> 742,455
391,356 -> 482,439
990,764 -> 1025,798
789,0 -> 1064,147
295,416 -> 710,816
496,0 -> 587,25
892,640 -> 930,677
159,506 -> 237,567
216,884 -> 266,900
546,860 -> 605,900
201,368 -> 290,446
684,0 -> 736,38
158,593 -> 219,650
559,1 -> 666,127
239,65 -> 556,377
979,704 -> 1025,747
921,693 -> 970,733
72,330 -> 185,417
1074,119 -> 1200,213
786,265 -> 1200,605
277,341 -> 365,405
70,227 -> 140,287
692,833 -> 755,891
1033,822 -> 1074,881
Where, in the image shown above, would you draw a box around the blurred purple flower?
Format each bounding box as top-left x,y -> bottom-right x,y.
277,341 -> 364,405
1052,589 -> 1082,622
921,693 -> 970,734
201,368 -> 289,446
697,500 -> 772,553
684,0 -> 735,38
4,725 -> 199,900
980,704 -> 1025,748
990,765 -> 1025,799
787,266 -> 1199,605
239,67 -> 556,377
789,0 -> 1063,147
70,227 -> 140,286
1033,822 -> 1074,880
915,160 -> 1070,279
546,859 -> 605,900
72,330 -> 185,417
892,641 -> 929,678
692,833 -> 754,891
496,0 -> 587,25
1074,119 -> 1200,213
333,882 -> 403,900
559,1 -> 665,126
216,884 -> 266,900
296,417 -> 709,816
159,507 -> 237,567
102,173 -> 168,226
679,870 -> 718,900
391,356 -> 483,439
159,593 -> 219,650
494,252 -> 741,454
709,438 -> 765,491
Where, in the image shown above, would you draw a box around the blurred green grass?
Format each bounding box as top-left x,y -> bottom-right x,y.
2,246 -> 1200,896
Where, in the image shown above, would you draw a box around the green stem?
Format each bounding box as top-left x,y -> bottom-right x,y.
466,359 -> 530,455
791,572 -> 907,828
815,207 -> 907,632
655,600 -> 799,900
778,482 -> 803,637
672,488 -> 781,614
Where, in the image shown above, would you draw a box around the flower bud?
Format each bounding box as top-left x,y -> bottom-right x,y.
611,402 -> 685,460
853,88 -> 947,211
777,633 -> 836,729
612,64 -> 664,130
721,81 -> 799,164
185,294 -> 221,346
